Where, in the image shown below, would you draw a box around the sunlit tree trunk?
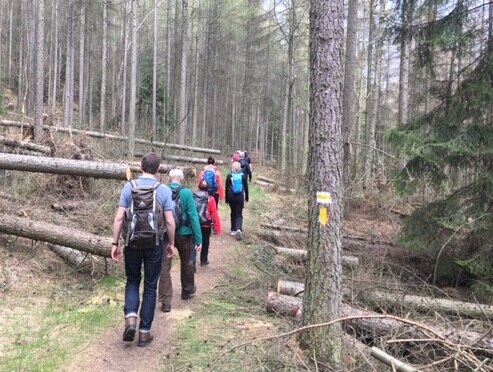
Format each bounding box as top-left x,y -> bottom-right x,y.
128,0 -> 138,159
178,0 -> 189,144
152,0 -> 158,138
50,0 -> 58,115
34,0 -> 44,143
100,0 -> 108,132
301,0 -> 344,367
26,0 -> 35,116
398,0 -> 412,126
342,0 -> 358,204
79,4 -> 86,125
63,0 -> 74,129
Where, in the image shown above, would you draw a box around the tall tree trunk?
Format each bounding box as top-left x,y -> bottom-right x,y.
302,0 -> 344,367
50,0 -> 58,115
7,2 -> 12,88
178,0 -> 189,145
26,0 -> 35,116
79,4 -> 86,125
34,0 -> 44,143
121,0 -> 130,136
128,0 -> 139,159
152,0 -> 158,138
164,0 -> 173,135
17,1 -> 23,112
342,0 -> 358,204
398,0 -> 412,126
100,0 -> 108,132
63,0 -> 74,129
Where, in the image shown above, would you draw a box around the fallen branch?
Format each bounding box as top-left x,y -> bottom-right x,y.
370,347 -> 417,372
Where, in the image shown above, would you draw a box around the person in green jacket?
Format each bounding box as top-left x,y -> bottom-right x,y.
158,169 -> 202,313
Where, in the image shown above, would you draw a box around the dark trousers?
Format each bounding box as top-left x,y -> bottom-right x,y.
124,241 -> 163,331
212,192 -> 219,207
200,226 -> 212,263
158,234 -> 195,305
229,200 -> 244,232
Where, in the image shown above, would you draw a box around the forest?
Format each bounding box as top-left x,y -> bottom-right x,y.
0,0 -> 493,371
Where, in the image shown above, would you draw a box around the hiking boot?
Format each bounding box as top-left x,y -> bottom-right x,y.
182,285 -> 197,300
138,331 -> 153,347
200,261 -> 209,267
236,229 -> 243,241
230,231 -> 236,236
122,316 -> 137,342
161,303 -> 171,313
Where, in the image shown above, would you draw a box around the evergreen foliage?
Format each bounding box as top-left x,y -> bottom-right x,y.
388,2 -> 493,295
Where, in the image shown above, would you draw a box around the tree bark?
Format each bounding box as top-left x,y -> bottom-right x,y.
0,214 -> 111,257
49,244 -> 92,269
303,0 -> 344,365
34,0 -> 45,143
273,246 -> 359,268
178,0 -> 189,144
100,0 -> 108,132
128,0 -> 138,159
26,0 -> 35,116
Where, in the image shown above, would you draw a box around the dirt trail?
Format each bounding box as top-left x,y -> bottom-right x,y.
63,207 -> 238,372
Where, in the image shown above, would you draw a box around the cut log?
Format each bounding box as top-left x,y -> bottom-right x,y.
266,291 -> 302,318
49,244 -> 92,269
0,120 -> 221,154
0,135 -> 52,155
364,291 -> 493,320
277,279 -> 305,297
0,214 -> 111,257
273,246 -> 359,268
265,292 -> 493,352
0,153 -> 195,180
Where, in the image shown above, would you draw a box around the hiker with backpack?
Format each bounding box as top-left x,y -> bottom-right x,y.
232,150 -> 252,182
225,161 -> 249,240
197,156 -> 224,207
158,169 -> 202,313
194,180 -> 222,266
111,152 -> 176,347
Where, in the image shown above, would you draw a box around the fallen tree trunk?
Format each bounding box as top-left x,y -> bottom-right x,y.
51,201 -> 84,212
0,153 -> 195,180
0,214 -> 111,257
277,280 -> 493,320
0,135 -> 52,155
255,180 -> 296,193
364,291 -> 493,320
49,244 -> 92,269
256,175 -> 278,184
260,223 -> 308,234
370,347 -> 418,372
0,120 -> 221,154
133,152 -> 224,165
266,292 -> 493,352
273,246 -> 359,268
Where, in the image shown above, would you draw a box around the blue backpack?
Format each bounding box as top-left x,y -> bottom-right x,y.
231,172 -> 243,194
203,168 -> 218,195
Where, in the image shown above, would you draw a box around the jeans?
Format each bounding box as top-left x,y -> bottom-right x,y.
124,241 -> 163,331
200,226 -> 211,263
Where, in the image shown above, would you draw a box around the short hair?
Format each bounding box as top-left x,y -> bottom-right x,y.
169,168 -> 184,181
207,157 -> 215,165
141,152 -> 160,174
231,161 -> 241,172
198,180 -> 209,191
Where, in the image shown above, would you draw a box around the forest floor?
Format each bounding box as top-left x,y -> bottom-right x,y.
1,164 -> 488,371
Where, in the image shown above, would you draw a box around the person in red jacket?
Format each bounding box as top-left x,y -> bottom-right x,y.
195,180 -> 222,266
197,157 -> 224,207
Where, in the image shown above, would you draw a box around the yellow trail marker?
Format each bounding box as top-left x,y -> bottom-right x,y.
316,192 -> 332,226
